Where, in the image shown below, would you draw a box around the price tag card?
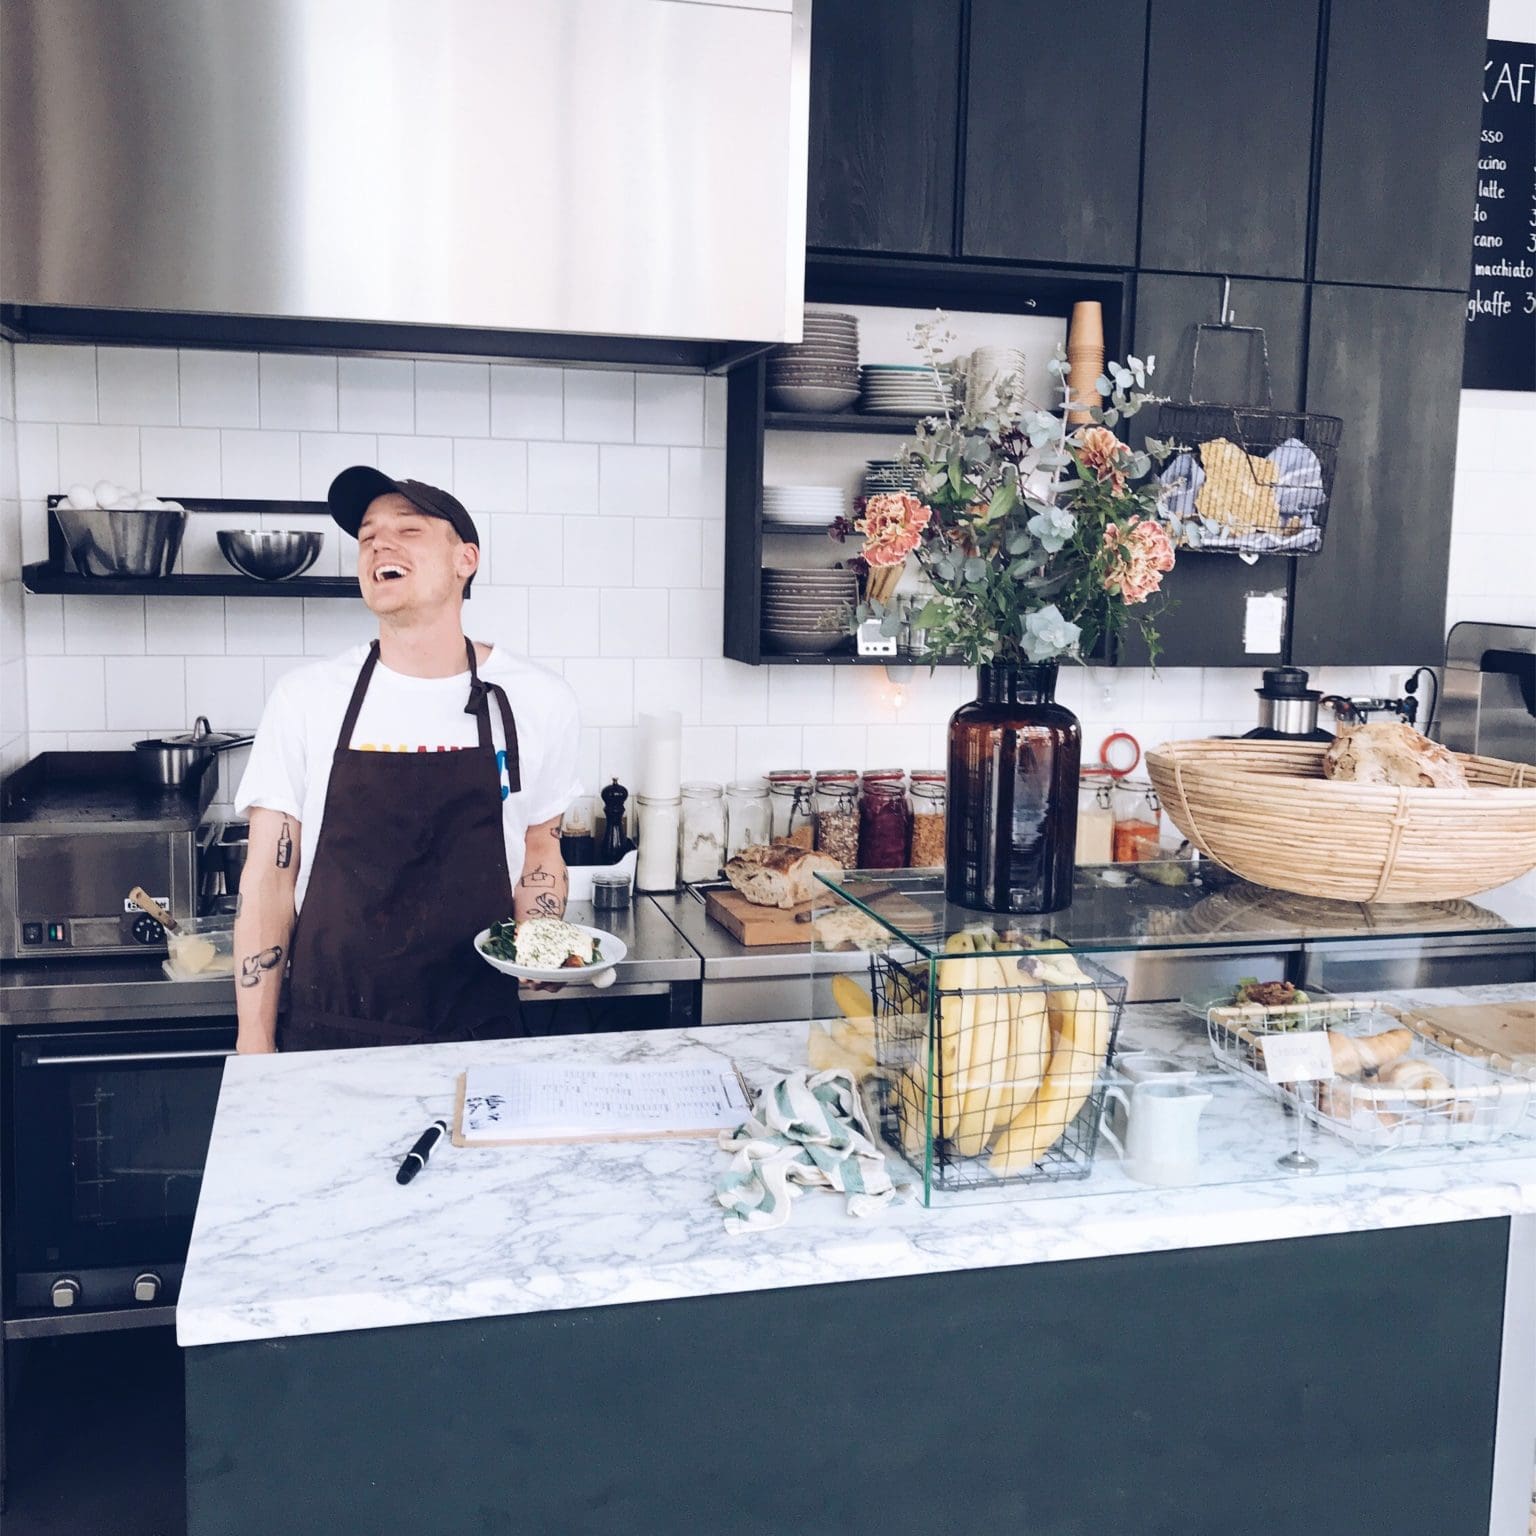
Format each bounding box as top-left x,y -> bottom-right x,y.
1262,1031 -> 1336,1085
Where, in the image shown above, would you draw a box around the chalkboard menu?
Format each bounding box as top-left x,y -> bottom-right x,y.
1464,39 -> 1535,391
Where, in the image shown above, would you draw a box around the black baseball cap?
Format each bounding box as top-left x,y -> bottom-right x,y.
327,466 -> 480,547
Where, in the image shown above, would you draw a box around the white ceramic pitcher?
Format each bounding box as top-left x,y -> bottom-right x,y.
1100,1079 -> 1212,1186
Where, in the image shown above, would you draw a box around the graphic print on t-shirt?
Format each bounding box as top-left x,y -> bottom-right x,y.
355,741 -> 516,799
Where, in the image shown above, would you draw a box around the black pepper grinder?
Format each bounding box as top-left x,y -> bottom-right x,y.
599,778 -> 631,865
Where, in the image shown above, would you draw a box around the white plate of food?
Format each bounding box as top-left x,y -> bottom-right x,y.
473,917 -> 627,986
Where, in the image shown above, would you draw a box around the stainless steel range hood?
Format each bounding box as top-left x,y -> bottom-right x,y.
1,0 -> 809,368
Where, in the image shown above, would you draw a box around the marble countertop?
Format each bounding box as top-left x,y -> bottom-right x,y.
177,984 -> 1536,1349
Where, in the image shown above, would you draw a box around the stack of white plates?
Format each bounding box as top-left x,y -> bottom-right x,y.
763,484 -> 845,530
863,459 -> 922,496
859,364 -> 956,416
767,311 -> 860,412
761,567 -> 859,654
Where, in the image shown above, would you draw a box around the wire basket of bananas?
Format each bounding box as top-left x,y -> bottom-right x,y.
870,931 -> 1127,1199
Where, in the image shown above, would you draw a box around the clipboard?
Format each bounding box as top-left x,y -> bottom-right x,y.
451,1060 -> 755,1148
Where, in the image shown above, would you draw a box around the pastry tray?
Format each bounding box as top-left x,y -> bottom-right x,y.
1207,996 -> 1534,1152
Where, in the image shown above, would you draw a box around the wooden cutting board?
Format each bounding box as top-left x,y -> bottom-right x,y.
704,887 -> 815,946
1408,1002 -> 1536,1078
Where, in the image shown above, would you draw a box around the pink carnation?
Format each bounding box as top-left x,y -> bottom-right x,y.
1102,517 -> 1176,605
857,492 -> 932,568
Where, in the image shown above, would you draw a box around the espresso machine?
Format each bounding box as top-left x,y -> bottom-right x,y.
1438,622 -> 1536,765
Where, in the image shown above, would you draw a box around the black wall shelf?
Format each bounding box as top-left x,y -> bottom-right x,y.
765,411 -> 919,435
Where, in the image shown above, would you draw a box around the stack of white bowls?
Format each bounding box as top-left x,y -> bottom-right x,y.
763,485 -> 845,532
859,364 -> 955,416
760,567 -> 859,654
767,311 -> 861,412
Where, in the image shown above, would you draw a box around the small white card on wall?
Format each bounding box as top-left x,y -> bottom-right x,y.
1261,1031 -> 1336,1085
1243,590 -> 1287,655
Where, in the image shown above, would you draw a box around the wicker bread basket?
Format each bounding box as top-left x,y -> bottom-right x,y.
1146,739 -> 1536,903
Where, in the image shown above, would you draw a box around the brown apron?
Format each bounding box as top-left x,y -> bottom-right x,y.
278,639 -> 527,1051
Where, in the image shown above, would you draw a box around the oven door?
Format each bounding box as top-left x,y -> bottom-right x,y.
6,1019 -> 236,1317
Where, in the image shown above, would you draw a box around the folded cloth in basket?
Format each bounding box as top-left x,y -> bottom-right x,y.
716,1069 -> 895,1233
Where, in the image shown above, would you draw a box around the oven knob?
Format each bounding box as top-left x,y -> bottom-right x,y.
51,1277 -> 80,1309
131,915 -> 165,946
132,1273 -> 162,1304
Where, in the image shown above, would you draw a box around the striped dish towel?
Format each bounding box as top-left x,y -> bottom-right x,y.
716,1069 -> 895,1234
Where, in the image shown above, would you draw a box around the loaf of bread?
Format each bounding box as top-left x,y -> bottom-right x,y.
724,840 -> 842,909
1322,722 -> 1468,790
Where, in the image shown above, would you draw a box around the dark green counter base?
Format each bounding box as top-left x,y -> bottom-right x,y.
186,1219 -> 1508,1536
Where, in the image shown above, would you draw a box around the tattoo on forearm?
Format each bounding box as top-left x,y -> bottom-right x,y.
531,892 -> 564,917
239,946 -> 284,988
276,820 -> 293,869
519,867 -> 556,889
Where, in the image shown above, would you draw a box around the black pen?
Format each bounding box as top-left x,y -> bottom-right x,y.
395,1120 -> 448,1185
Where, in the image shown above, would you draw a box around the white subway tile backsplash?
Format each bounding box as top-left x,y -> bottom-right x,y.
264,656 -> 311,697
63,595 -> 146,656
680,724 -> 737,785
667,587 -> 723,658
599,589 -> 669,658
703,376 -> 728,449
376,434 -> 453,487
700,658 -> 767,724
564,515 -> 633,588
22,594 -> 63,655
227,597 -> 305,656
453,438 -> 528,513
15,345 -> 97,424
26,657 -> 104,731
598,726 -> 638,795
491,365 -> 564,440
834,666 -> 895,725
632,517 -> 701,589
179,351 -> 260,428
147,596 -> 225,656
488,513 -> 563,587
415,362 -> 489,437
564,370 -> 634,443
221,430 -> 300,499
301,598 -> 375,656
57,424 -> 141,495
339,358 -> 415,435
462,586 -> 529,656
736,723 -> 798,775
140,428 -> 223,498
599,445 -> 669,519
635,375 -> 703,446
767,666 -> 836,724
1,584 -> 24,663
866,722 -> 932,767
20,501 -> 50,568
298,432 -> 378,502
700,520 -> 725,587
668,447 -> 726,519
186,656 -> 268,729
0,659 -> 26,740
0,503 -> 21,583
106,656 -> 185,730
97,347 -> 180,426
801,723 -> 870,768
633,659 -> 702,725
179,513 -> 261,577
530,587 -> 599,658
563,658 -> 634,727
529,442 -> 599,514
16,425 -> 58,500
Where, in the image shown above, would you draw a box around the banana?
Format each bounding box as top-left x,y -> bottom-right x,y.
953,949 -> 1009,1156
993,975 -> 1050,1138
988,952 -> 1112,1176
831,973 -> 874,1021
935,930 -> 977,1145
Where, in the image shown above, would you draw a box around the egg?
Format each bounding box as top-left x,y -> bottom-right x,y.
66,483 -> 95,508
92,480 -> 123,508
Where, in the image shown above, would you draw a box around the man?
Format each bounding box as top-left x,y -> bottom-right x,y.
232,466 -> 581,1053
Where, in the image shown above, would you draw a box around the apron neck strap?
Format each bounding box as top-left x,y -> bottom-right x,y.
337,640 -> 505,757
337,642 -> 384,748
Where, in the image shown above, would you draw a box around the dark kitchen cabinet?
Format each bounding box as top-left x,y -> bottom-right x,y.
1313,0 -> 1486,290
962,0 -> 1146,268
1291,284 -> 1466,666
1119,273 -> 1308,667
806,0 -> 963,257
1139,0 -> 1320,279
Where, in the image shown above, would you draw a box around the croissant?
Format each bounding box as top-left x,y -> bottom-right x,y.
1327,1027 -> 1413,1077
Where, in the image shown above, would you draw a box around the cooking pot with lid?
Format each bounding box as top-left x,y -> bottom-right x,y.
133,717 -> 253,789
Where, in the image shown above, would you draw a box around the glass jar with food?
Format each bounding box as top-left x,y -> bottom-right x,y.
766,769 -> 815,850
559,794 -> 596,866
908,770 -> 946,868
725,778 -> 769,859
678,782 -> 726,883
812,771 -> 859,867
1076,768 -> 1115,866
1111,780 -> 1162,863
635,793 -> 682,892
858,770 -> 911,868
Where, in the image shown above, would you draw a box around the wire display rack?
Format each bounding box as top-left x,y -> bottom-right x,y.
1206,997 -> 1534,1153
870,945 -> 1126,1198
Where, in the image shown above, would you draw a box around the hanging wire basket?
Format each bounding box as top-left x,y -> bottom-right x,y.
1148,311 -> 1343,558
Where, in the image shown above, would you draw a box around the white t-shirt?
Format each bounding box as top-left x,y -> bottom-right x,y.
236,644 -> 582,912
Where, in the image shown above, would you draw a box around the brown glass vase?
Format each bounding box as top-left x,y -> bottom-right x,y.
945,661 -> 1081,914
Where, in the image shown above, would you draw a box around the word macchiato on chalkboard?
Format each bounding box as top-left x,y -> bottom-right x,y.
1464,39 -> 1535,392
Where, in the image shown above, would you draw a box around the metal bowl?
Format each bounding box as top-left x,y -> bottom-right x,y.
53,505 -> 187,577
218,530 -> 324,582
